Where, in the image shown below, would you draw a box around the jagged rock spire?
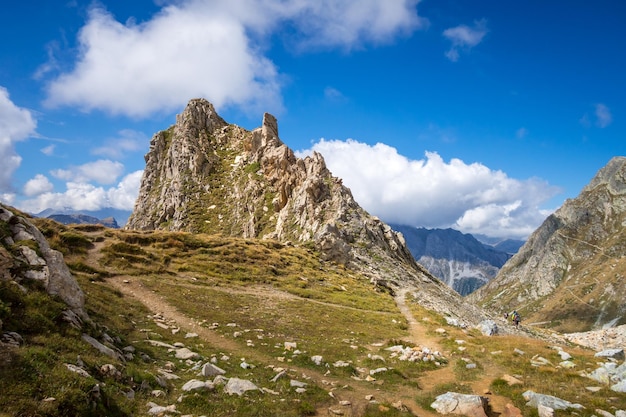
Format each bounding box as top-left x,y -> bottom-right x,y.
127,98 -> 489,327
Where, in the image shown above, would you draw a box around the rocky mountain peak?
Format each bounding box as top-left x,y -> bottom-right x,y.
126,98 -> 489,325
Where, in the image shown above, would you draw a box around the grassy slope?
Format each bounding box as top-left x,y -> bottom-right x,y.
0,220 -> 624,416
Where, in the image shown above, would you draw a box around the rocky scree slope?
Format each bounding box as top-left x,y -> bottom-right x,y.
126,98 -> 488,325
468,156 -> 626,332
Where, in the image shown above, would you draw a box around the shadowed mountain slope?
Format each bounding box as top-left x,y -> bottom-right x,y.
390,226 -> 511,296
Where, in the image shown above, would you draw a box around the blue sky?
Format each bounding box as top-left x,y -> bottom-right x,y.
0,0 -> 624,239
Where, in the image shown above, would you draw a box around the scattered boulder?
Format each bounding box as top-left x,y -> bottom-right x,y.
522,390 -> 584,411
431,392 -> 489,417
182,379 -> 214,392
595,349 -> 625,361
174,347 -> 199,360
476,320 -> 498,336
501,374 -> 523,386
311,355 -> 323,365
81,334 -> 123,362
1,331 -> 24,347
65,363 -> 91,378
224,377 -> 259,396
200,362 -> 225,377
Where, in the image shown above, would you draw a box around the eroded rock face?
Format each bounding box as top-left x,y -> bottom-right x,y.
0,204 -> 85,316
126,98 -> 488,326
469,156 -> 626,331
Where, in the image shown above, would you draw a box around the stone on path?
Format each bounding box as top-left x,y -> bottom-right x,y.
431,392 -> 489,417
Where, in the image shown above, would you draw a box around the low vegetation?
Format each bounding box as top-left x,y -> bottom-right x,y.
1,221 -> 624,416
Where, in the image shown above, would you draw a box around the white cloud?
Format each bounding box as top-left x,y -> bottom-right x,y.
297,139 -> 559,239
18,170 -> 143,214
92,129 -> 148,159
580,103 -> 613,129
41,144 -> 56,156
23,174 -> 54,197
595,103 -> 612,128
0,87 -> 36,192
324,86 -> 347,102
50,159 -> 125,185
42,0 -> 425,117
443,19 -> 488,62
0,193 -> 16,206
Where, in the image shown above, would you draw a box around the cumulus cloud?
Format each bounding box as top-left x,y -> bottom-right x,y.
443,19 -> 488,62
297,139 -> 559,239
42,0 -> 425,117
50,159 -> 125,185
92,129 -> 148,159
0,87 -> 36,192
23,174 -> 54,197
19,170 -> 143,213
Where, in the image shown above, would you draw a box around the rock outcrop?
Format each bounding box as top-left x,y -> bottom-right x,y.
126,98 -> 488,325
0,204 -> 86,316
468,156 -> 626,332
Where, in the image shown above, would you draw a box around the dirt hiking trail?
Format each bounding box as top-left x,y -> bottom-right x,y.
85,230 -> 514,416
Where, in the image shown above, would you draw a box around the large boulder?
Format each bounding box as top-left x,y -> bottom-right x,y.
431,392 -> 489,417
0,204 -> 86,317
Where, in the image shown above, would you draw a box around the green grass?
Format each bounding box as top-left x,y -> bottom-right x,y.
2,220 -> 625,417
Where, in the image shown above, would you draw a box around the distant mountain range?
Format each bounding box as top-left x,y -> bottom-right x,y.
35,208 -> 131,228
391,225 -> 524,296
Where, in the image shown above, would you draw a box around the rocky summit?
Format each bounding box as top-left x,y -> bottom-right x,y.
126,98 -> 487,325
468,156 -> 626,332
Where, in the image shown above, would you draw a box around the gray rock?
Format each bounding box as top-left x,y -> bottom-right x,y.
476,320 -> 498,336
0,205 -> 86,317
175,347 -> 199,360
224,377 -> 259,396
82,334 -> 123,361
1,331 -> 24,347
65,363 -> 91,378
200,362 -> 225,377
611,379 -> 626,393
182,379 -> 214,392
596,349 -> 625,361
430,392 -> 488,417
522,390 -> 584,411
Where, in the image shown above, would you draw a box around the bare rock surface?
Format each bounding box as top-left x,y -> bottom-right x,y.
0,204 -> 86,316
126,98 -> 489,326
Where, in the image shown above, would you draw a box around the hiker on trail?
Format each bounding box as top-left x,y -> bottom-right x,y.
512,310 -> 520,327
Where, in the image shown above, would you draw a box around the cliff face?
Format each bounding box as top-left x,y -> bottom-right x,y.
127,99 -> 488,325
468,156 -> 626,332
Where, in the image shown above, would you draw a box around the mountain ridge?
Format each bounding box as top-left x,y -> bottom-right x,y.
468,156 -> 626,332
125,98 -> 489,325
